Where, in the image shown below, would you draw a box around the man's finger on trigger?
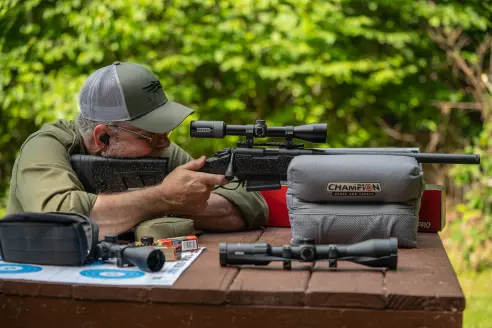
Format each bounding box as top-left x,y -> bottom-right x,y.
198,173 -> 229,185
210,175 -> 229,185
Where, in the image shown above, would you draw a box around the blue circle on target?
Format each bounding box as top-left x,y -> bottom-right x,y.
0,264 -> 43,274
79,269 -> 144,279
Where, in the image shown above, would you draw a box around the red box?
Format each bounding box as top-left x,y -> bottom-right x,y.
417,184 -> 446,232
261,184 -> 446,232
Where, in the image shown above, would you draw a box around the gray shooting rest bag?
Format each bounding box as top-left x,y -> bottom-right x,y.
286,154 -> 425,248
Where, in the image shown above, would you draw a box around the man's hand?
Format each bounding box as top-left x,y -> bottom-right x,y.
90,156 -> 228,239
158,156 -> 229,214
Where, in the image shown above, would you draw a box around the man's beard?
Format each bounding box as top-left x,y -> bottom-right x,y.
100,136 -> 142,158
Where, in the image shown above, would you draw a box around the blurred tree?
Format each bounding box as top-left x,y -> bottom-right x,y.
0,0 -> 490,268
427,26 -> 492,272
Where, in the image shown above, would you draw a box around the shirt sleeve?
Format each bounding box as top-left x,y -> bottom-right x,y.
12,133 -> 98,215
162,143 -> 270,229
160,142 -> 194,169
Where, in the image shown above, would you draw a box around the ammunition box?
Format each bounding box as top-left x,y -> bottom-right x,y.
157,235 -> 198,252
155,245 -> 182,261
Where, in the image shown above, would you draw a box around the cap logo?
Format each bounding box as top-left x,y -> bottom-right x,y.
142,80 -> 162,93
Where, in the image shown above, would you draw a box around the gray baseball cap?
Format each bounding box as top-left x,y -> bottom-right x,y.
78,61 -> 195,133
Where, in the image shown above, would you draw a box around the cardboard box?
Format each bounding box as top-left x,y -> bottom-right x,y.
418,184 -> 446,232
155,245 -> 182,261
157,236 -> 198,252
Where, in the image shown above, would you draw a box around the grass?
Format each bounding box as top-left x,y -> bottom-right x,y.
439,197 -> 492,328
457,268 -> 492,328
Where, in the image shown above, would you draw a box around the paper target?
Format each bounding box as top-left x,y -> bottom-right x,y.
0,264 -> 43,274
83,260 -> 106,266
0,247 -> 204,286
79,269 -> 145,279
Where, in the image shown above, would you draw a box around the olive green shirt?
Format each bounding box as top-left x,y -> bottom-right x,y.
6,118 -> 269,229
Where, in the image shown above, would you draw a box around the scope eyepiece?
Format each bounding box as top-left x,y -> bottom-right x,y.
120,245 -> 165,272
189,121 -> 226,139
190,120 -> 327,144
96,236 -> 166,273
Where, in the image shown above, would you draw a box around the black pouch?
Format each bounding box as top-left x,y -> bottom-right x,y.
0,211 -> 99,266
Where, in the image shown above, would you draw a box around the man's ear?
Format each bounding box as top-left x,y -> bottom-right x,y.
92,124 -> 112,149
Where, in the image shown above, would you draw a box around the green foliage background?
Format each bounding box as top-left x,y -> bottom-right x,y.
1,0 -> 491,326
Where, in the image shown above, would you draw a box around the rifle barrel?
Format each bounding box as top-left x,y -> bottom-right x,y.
310,149 -> 480,164
230,148 -> 480,165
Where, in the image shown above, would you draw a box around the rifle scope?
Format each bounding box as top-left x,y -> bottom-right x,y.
95,235 -> 165,272
190,120 -> 327,144
219,237 -> 398,270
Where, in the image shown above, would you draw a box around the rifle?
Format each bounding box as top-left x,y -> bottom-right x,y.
190,120 -> 480,191
70,120 -> 480,194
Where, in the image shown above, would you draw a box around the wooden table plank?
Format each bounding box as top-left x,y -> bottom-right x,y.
305,261 -> 386,309
226,227 -> 312,306
0,294 -> 463,328
149,229 -> 263,305
385,232 -> 466,311
72,285 -> 150,302
1,280 -> 72,299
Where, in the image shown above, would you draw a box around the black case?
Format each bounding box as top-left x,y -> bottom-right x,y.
0,212 -> 99,266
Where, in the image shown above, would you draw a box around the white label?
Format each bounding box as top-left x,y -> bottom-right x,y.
181,240 -> 197,251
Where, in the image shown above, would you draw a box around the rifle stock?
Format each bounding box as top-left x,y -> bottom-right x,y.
70,154 -> 169,193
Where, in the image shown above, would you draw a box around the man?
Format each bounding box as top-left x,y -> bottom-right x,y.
6,61 -> 269,240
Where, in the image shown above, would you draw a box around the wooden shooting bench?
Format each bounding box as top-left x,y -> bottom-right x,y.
0,227 -> 465,328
